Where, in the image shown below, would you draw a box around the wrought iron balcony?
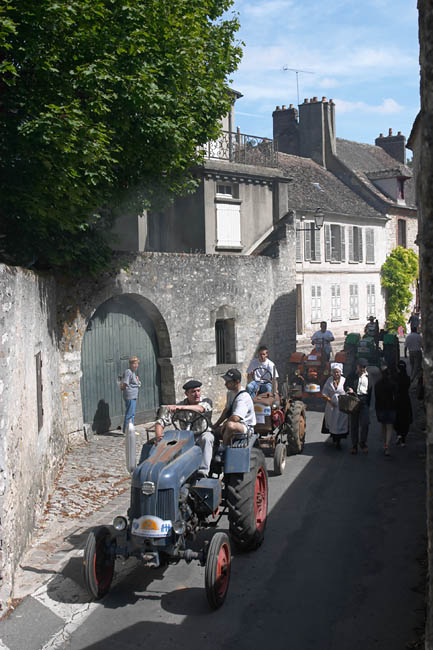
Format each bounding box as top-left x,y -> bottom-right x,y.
202,130 -> 278,168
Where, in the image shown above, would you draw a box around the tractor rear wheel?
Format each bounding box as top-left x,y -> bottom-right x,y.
225,448 -> 268,552
205,532 -> 231,609
273,442 -> 286,475
82,526 -> 115,599
286,401 -> 306,455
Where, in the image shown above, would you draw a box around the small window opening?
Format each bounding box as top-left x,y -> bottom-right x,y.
35,351 -> 43,432
215,319 -> 236,364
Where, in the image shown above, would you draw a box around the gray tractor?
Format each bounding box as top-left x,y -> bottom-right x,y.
82,411 -> 268,609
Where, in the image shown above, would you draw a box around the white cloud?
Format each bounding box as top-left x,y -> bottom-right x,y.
245,0 -> 295,17
318,77 -> 340,89
333,97 -> 404,114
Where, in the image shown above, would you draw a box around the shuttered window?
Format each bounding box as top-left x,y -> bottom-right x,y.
349,284 -> 359,319
349,226 -> 363,262
366,228 -> 375,263
304,222 -> 321,261
331,284 -> 341,320
325,224 -> 343,261
367,284 -> 376,317
311,285 -> 322,322
398,219 -> 407,248
216,203 -> 241,248
296,221 -> 302,261
215,319 -> 236,364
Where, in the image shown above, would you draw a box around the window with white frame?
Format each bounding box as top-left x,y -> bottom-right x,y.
304,222 -> 321,261
296,220 -> 302,262
216,183 -> 239,198
367,284 -> 376,317
365,228 -> 375,263
348,226 -> 363,262
349,284 -> 359,319
216,203 -> 241,248
311,285 -> 322,322
331,284 -> 341,320
324,224 -> 345,262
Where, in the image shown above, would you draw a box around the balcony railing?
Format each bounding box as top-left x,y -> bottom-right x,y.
202,130 -> 278,168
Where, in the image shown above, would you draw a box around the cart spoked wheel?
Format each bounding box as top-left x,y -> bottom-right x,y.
273,442 -> 287,475
83,526 -> 115,599
254,465 -> 268,532
205,532 -> 231,609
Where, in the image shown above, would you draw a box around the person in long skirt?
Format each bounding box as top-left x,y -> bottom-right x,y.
375,365 -> 398,456
321,363 -> 349,449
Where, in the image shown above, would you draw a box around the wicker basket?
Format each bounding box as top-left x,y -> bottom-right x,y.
338,393 -> 361,414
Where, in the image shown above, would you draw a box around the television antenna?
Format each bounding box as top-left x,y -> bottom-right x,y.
282,66 -> 315,106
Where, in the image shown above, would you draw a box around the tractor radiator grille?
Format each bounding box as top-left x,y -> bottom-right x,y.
156,489 -> 175,521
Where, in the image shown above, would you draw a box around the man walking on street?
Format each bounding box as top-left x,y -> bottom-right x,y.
344,359 -> 372,454
405,327 -> 423,381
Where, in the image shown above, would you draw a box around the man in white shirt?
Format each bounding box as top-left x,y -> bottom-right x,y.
311,321 -> 335,361
404,327 -> 423,380
213,368 -> 256,446
246,345 -> 279,397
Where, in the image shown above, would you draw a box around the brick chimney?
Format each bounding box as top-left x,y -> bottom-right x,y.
375,129 -> 406,164
272,104 -> 300,155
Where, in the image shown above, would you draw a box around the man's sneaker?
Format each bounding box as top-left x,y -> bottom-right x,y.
396,435 -> 403,446
384,445 -> 390,456
360,442 -> 368,453
350,446 -> 358,455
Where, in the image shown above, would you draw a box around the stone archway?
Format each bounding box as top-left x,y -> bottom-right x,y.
80,293 -> 173,432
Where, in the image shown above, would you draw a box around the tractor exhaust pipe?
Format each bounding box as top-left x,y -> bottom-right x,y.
125,422 -> 137,474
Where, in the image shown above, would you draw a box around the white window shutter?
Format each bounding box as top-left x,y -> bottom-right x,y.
366,228 -> 375,263
216,203 -> 241,247
304,225 -> 312,261
314,227 -> 321,261
296,221 -> 302,261
357,227 -> 363,262
324,224 -> 331,261
348,226 -> 354,261
340,226 -> 345,261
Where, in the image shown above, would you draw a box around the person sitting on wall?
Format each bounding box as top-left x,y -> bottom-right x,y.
154,380 -> 213,477
213,368 -> 256,446
311,321 -> 335,361
246,345 -> 279,397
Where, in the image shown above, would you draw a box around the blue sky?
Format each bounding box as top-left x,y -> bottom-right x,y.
227,0 -> 420,153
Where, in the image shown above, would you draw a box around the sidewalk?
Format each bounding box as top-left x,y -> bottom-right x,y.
10,424 -> 155,602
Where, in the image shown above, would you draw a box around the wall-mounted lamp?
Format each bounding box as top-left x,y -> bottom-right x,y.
295,208 -> 325,231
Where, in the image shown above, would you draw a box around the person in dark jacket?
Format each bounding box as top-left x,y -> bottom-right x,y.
395,360 -> 412,446
375,366 -> 398,456
344,359 -> 372,454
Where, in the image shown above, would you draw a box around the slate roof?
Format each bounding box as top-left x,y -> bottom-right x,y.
336,138 -> 416,209
276,152 -> 383,220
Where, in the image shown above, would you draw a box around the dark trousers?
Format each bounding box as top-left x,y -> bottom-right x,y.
350,396 -> 370,447
409,350 -> 423,381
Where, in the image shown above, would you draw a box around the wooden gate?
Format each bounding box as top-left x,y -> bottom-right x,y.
81,295 -> 161,432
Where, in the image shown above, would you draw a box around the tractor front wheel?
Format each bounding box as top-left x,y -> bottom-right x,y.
286,401 -> 306,455
82,526 -> 115,599
205,532 -> 231,609
225,448 -> 268,551
273,442 -> 286,475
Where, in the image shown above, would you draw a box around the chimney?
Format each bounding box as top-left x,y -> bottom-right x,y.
272,105 -> 300,155
375,129 -> 406,164
297,96 -> 336,168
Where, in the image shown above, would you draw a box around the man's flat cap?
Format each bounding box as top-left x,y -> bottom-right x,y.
183,380 -> 202,390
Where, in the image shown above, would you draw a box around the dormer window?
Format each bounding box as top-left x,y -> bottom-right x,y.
397,178 -> 405,200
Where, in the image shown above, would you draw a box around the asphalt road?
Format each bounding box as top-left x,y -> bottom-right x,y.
1,406 -> 426,650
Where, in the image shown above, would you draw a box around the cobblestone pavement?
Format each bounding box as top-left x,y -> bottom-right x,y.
11,424 -> 156,601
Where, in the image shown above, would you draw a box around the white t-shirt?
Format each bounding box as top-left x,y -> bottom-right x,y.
247,358 -> 278,382
226,388 -> 256,427
405,332 -> 422,352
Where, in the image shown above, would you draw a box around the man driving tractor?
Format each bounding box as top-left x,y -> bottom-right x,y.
246,345 -> 279,397
311,321 -> 335,361
154,380 -> 213,476
213,368 -> 256,446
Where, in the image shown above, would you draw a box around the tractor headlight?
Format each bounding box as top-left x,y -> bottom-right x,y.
113,516 -> 127,531
141,481 -> 156,495
173,520 -> 186,535
271,402 -> 278,410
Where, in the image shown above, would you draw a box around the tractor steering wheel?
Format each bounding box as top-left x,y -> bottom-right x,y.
254,368 -> 273,384
171,409 -> 209,433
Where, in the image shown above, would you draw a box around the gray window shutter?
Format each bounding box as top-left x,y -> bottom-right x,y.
348,226 -> 354,261
314,226 -> 321,261
340,226 -> 345,261
304,224 -> 311,261
296,221 -> 302,261
366,228 -> 375,263
325,224 -> 331,261
357,227 -> 363,262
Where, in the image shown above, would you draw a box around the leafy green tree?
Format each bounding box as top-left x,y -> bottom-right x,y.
381,246 -> 419,332
0,0 -> 242,273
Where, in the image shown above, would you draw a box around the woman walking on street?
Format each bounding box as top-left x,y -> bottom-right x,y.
374,366 -> 398,456
395,360 -> 412,446
321,363 -> 349,449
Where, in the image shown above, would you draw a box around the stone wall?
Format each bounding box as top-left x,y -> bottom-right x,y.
0,227 -> 296,603
0,266 -> 65,608
385,213 -> 419,254
418,2 -> 433,646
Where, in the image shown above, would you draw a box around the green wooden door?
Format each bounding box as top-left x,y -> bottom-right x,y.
81,295 -> 161,432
